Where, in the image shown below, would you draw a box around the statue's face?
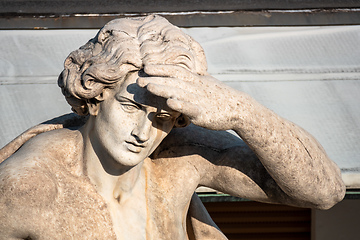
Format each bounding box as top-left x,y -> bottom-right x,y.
91,71 -> 180,166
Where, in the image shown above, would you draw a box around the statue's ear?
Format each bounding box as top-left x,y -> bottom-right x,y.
86,92 -> 105,116
87,98 -> 100,116
174,114 -> 190,128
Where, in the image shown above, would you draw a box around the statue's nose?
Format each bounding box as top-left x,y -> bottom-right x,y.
131,114 -> 153,142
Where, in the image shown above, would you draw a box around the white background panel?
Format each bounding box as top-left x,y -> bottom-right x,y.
0,26 -> 359,185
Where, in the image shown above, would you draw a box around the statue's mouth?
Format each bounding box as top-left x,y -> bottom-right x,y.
125,141 -> 146,153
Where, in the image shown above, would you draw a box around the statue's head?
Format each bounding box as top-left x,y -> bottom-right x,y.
58,15 -> 208,165
58,15 -> 207,116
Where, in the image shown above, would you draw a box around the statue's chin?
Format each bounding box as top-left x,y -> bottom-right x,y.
104,142 -> 151,167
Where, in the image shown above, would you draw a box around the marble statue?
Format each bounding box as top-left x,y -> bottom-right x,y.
0,15 -> 345,240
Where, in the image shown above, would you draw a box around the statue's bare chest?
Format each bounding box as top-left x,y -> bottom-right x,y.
32,158 -> 198,240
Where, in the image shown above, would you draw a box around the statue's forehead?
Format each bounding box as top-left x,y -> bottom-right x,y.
114,72 -> 173,112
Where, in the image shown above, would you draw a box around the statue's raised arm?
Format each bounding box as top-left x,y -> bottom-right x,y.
142,63 -> 345,210
0,15 -> 344,240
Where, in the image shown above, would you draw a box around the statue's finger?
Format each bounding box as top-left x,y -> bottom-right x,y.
138,77 -> 198,95
144,64 -> 195,82
166,98 -> 201,119
137,77 -> 176,88
146,83 -> 196,102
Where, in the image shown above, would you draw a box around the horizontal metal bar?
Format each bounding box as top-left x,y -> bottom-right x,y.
199,190 -> 360,202
1,9 -> 360,29
1,0 -> 360,15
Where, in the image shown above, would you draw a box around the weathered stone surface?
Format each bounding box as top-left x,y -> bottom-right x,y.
0,15 -> 345,239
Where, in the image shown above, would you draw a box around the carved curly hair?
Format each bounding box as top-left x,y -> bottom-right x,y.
58,15 -> 207,115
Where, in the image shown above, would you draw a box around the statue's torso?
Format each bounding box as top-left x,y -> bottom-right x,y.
0,128 -> 227,240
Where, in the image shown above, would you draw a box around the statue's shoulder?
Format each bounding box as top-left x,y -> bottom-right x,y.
0,129 -> 81,236
0,113 -> 87,163
0,128 -> 83,207
6,127 -> 83,166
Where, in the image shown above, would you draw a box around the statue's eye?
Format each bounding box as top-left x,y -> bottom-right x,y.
156,113 -> 172,122
121,104 -> 139,112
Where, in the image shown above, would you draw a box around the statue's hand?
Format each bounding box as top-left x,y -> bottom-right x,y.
137,64 -> 247,130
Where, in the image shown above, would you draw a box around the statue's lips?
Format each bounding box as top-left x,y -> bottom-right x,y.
125,141 -> 146,153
